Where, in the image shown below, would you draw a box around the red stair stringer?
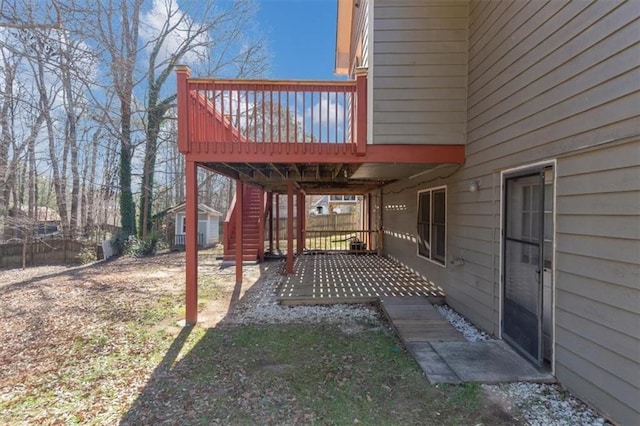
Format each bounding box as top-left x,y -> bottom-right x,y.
223,183 -> 264,262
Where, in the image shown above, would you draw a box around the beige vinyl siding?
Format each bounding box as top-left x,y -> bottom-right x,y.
372,0 -> 468,145
553,141 -> 640,425
379,1 -> 639,423
463,1 -> 639,423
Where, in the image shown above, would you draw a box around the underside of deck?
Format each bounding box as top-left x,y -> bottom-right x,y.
277,253 -> 446,305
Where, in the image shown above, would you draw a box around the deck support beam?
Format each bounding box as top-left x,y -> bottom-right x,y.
185,160 -> 198,325
275,194 -> 280,251
296,190 -> 304,255
235,181 -> 243,283
267,192 -> 273,254
258,188 -> 265,261
287,182 -> 294,274
302,194 -> 306,251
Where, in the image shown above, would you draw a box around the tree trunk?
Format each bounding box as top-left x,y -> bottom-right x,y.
139,106 -> 166,239
84,128 -> 100,236
119,102 -> 135,236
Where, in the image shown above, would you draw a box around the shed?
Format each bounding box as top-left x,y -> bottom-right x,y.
167,202 -> 222,247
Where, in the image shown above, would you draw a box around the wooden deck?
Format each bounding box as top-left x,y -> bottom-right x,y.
379,296 -> 465,343
277,253 -> 445,305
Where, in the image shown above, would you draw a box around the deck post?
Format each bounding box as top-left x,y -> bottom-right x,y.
275,194 -> 280,251
296,190 -> 304,255
176,66 -> 191,154
378,188 -> 384,256
258,189 -> 265,261
355,67 -> 368,155
235,181 -> 243,283
267,192 -> 273,254
302,194 -> 306,251
185,160 -> 198,325
360,194 -> 366,248
287,182 -> 294,274
366,193 -> 372,249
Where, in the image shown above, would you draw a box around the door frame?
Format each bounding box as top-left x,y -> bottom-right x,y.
499,160 -> 557,373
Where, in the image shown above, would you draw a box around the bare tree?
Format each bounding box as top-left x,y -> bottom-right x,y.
0,0 -> 61,31
80,0 -> 144,237
0,30 -> 47,239
138,0 -> 268,238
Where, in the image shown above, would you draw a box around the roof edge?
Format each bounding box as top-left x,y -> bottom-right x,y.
334,0 -> 354,75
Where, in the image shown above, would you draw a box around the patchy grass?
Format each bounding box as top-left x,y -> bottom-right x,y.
0,252 -> 517,425
121,324 -> 517,425
198,275 -> 228,308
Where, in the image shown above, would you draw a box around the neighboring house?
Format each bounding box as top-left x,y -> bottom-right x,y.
177,1 -> 639,424
309,195 -> 329,215
309,195 -> 359,215
167,202 -> 222,247
3,207 -> 61,241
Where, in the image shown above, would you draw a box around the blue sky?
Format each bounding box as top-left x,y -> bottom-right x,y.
256,0 -> 344,80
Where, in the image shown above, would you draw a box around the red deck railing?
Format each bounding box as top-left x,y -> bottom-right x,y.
177,67 -> 367,157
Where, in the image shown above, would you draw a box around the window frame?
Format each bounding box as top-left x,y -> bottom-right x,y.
416,186 -> 447,267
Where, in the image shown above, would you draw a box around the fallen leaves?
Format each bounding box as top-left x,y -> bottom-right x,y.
0,250 -> 520,425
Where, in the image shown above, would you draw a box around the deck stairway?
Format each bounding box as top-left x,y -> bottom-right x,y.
223,184 -> 264,262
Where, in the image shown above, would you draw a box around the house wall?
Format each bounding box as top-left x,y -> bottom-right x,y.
208,216 -> 220,244
554,140 -> 639,424
379,1 -> 640,423
371,0 -> 468,145
349,0 -> 370,73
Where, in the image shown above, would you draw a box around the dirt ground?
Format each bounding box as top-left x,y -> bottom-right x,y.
1,252 -> 237,387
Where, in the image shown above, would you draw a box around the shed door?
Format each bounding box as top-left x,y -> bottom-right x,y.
503,168 -> 552,366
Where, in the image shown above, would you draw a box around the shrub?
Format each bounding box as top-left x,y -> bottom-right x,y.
110,230 -> 129,256
123,232 -> 166,257
76,245 -> 97,264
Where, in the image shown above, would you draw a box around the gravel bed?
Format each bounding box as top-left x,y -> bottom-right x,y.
436,304 -> 491,342
224,267 -> 379,328
483,382 -> 609,426
434,304 -> 609,425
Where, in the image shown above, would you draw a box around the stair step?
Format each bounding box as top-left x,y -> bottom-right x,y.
223,188 -> 267,260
